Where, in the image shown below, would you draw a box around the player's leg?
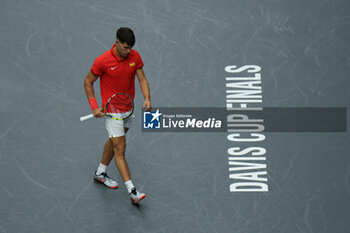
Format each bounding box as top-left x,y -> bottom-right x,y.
110,135 -> 146,204
100,139 -> 114,166
97,121 -> 128,168
110,135 -> 131,181
93,140 -> 119,188
93,124 -> 119,189
101,114 -> 145,203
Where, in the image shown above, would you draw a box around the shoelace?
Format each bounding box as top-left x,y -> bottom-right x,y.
131,188 -> 137,195
99,172 -> 113,182
100,172 -> 110,178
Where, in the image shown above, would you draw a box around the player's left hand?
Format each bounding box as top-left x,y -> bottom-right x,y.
143,99 -> 152,111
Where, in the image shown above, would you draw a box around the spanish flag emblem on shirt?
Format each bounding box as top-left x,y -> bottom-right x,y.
129,62 -> 135,67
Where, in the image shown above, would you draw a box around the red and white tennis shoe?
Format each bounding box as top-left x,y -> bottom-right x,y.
129,187 -> 146,204
93,172 -> 119,189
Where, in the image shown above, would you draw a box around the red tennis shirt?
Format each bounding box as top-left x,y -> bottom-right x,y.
90,44 -> 143,109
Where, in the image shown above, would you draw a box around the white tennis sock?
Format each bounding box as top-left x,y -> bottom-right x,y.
96,163 -> 107,175
124,180 -> 135,193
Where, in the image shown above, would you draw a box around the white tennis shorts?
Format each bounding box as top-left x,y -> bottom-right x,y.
105,111 -> 134,138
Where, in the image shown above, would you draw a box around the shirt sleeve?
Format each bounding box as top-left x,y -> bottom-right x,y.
90,55 -> 105,76
135,51 -> 144,70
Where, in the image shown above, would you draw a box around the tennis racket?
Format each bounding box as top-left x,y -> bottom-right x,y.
80,92 -> 134,121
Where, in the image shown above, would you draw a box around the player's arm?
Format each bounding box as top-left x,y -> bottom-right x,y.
136,68 -> 151,111
84,71 -> 103,117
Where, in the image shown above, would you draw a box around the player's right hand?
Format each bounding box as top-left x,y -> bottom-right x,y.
93,108 -> 104,118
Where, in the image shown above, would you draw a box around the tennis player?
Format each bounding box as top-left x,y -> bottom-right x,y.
83,27 -> 151,204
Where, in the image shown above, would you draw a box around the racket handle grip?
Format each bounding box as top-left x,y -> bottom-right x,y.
80,114 -> 94,122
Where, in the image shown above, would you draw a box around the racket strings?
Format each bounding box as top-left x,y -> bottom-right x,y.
107,94 -> 133,114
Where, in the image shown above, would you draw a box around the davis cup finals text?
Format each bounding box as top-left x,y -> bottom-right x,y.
225,65 -> 268,192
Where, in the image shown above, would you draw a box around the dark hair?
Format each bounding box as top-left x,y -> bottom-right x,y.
116,27 -> 135,47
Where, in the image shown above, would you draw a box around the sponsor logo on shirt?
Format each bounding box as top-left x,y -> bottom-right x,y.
129,62 -> 135,67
